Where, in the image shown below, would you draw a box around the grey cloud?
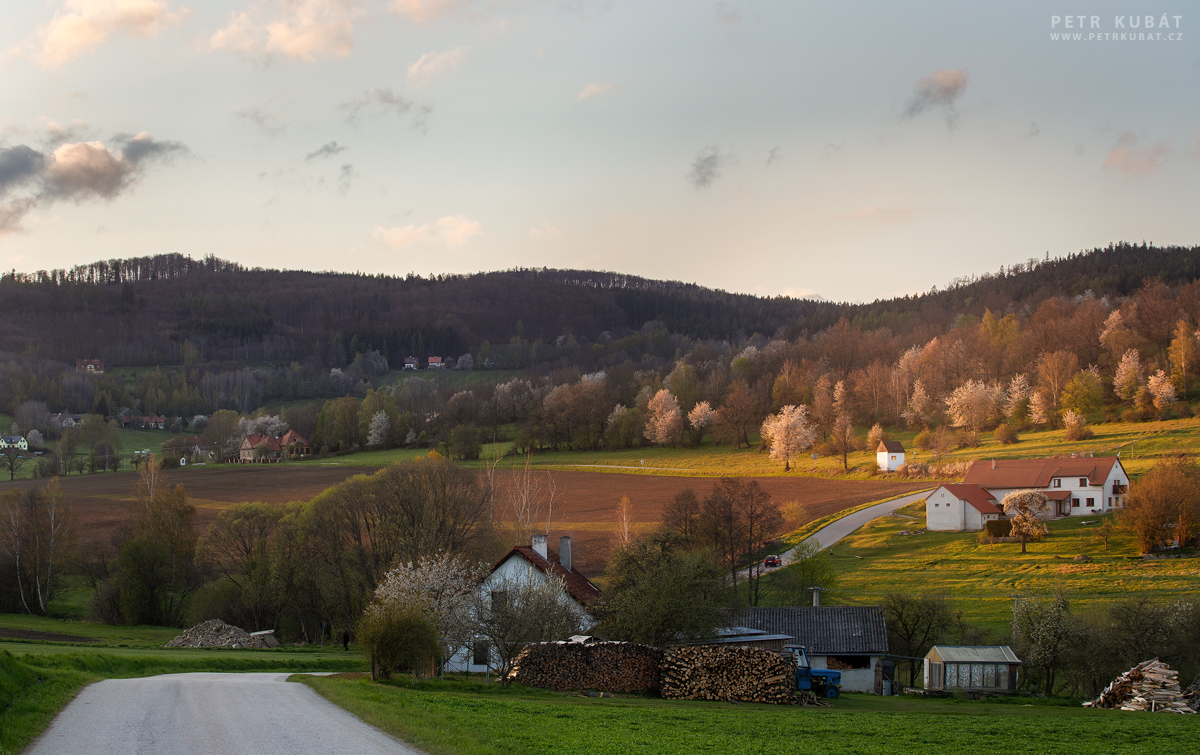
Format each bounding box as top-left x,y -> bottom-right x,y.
904,69 -> 968,127
0,197 -> 37,235
0,146 -> 45,195
306,141 -> 347,161
42,120 -> 90,147
238,107 -> 288,136
337,163 -> 355,193
688,145 -> 735,190
340,88 -> 431,130
1028,122 -> 1040,138
114,133 -> 188,164
766,146 -> 781,166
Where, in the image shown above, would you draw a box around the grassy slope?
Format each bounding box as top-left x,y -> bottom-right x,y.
809,500 -> 1200,630
298,675 -> 1194,755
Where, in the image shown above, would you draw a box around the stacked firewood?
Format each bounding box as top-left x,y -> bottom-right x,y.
1083,660 -> 1196,713
659,646 -> 797,705
505,641 -> 662,693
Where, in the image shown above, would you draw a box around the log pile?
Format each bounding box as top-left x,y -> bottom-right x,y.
1083,660 -> 1196,713
659,646 -> 796,704
505,642 -> 662,693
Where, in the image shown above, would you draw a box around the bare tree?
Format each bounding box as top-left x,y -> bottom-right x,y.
497,455 -> 559,547
829,412 -> 856,472
713,380 -> 757,448
663,488 -> 702,546
0,447 -> 28,481
882,593 -> 952,687
615,495 -> 633,546
0,478 -> 76,615
471,570 -> 588,675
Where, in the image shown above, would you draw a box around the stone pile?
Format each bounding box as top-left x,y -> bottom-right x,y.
1083,659 -> 1196,714
165,619 -> 275,649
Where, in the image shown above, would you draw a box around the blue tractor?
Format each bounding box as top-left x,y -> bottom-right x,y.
787,645 -> 842,699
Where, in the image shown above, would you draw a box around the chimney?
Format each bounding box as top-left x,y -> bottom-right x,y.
532,534 -> 548,559
991,459 -> 995,470
811,587 -> 822,607
559,536 -> 573,571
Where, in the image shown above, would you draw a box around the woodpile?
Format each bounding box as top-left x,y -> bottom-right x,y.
1083,660 -> 1197,714
505,641 -> 662,693
659,646 -> 796,705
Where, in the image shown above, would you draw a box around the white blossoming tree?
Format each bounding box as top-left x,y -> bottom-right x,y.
1001,490 -> 1050,554
643,389 -> 683,446
902,380 -> 932,429
367,410 -> 390,449
686,400 -> 715,446
944,379 -> 1004,443
1114,349 -> 1143,401
760,405 -> 816,471
1148,369 -> 1177,412
1004,373 -> 1032,421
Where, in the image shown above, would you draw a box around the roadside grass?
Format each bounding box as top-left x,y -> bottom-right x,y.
297,675 -> 1194,755
0,651 -> 92,755
806,506 -> 1200,631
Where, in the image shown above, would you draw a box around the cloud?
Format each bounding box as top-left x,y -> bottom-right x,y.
904,69 -> 968,127
19,0 -> 186,68
238,107 -> 288,136
390,0 -> 476,23
341,88 -> 431,130
406,47 -> 467,87
838,206 -> 921,224
210,0 -> 361,63
765,146 -> 781,166
529,222 -> 560,240
372,214 -> 482,248
0,131 -> 185,236
41,118 -> 91,147
1028,122 -> 1040,138
1102,132 -> 1167,177
687,145 -> 735,190
0,147 -> 46,196
305,141 -> 347,161
715,2 -> 743,36
576,82 -> 616,101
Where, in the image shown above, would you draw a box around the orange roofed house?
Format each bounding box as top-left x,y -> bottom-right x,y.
926,457 -> 1130,530
444,534 -> 600,673
237,430 -> 312,462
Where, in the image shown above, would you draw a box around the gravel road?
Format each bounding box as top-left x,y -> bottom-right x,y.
26,672 -> 421,755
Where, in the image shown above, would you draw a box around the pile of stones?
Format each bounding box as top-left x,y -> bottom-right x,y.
165,619 -> 278,649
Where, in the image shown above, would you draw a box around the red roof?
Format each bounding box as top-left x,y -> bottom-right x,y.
243,434 -> 283,452
937,484 -> 1001,515
963,457 -> 1121,489
280,430 -> 309,447
492,545 -> 601,606
428,356 -> 443,364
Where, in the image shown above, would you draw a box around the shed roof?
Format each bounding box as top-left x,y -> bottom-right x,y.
738,607 -> 888,655
928,645 -> 1021,663
936,484 -> 1000,515
962,458 -> 1121,489
877,440 -> 905,453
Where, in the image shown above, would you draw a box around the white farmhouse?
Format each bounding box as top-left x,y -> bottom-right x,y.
876,440 -> 905,472
962,457 -> 1130,518
445,534 -> 600,674
926,484 -> 1002,532
0,436 -> 29,451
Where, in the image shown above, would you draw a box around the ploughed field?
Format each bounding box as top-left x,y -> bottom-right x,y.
0,467 -> 927,574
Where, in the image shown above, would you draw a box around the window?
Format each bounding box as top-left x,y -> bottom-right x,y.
1108,497 -> 1112,507
946,664 -> 959,687
931,662 -> 944,689
1053,479 -> 1061,488
473,641 -> 490,667
1086,498 -> 1094,507
1079,477 -> 1088,487
1072,498 -> 1080,508
490,589 -> 508,612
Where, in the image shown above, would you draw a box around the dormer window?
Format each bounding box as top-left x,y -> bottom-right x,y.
1053,479 -> 1061,488
1079,477 -> 1088,487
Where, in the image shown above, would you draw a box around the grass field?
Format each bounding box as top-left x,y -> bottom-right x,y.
806,500 -> 1200,631
298,674 -> 1196,755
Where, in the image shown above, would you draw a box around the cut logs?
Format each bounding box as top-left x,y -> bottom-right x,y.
505,641 -> 662,693
660,646 -> 798,705
1083,659 -> 1196,714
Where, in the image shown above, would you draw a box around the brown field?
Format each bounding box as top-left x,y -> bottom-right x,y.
0,467 -> 927,574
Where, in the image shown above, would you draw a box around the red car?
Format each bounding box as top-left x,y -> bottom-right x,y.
763,555 -> 782,568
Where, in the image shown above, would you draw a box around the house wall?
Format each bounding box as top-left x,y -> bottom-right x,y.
927,487 -> 965,531
876,451 -> 904,472
811,654 -> 881,693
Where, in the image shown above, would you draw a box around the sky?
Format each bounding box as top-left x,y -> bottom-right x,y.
0,1 -> 1197,302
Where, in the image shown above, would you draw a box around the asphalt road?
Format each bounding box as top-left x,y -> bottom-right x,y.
27,672 -> 421,755
781,488 -> 933,564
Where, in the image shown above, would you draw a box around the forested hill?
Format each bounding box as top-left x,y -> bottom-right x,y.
0,242 -> 1198,370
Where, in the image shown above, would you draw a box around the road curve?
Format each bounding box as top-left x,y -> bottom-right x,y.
781,488 -> 933,564
27,672 -> 421,755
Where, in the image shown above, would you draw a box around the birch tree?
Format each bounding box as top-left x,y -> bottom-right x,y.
0,479 -> 76,615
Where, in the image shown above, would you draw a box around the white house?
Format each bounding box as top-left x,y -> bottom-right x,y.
962,457 -> 1130,518
876,440 -> 905,472
445,534 -> 600,673
738,607 -> 891,693
926,484 -> 1002,532
0,436 -> 29,451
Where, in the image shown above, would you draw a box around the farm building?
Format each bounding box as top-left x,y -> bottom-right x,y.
925,484 -> 1002,532
0,435 -> 29,451
445,534 -> 599,674
961,457 -> 1129,518
924,646 -> 1022,692
876,440 -> 905,472
738,607 -> 890,693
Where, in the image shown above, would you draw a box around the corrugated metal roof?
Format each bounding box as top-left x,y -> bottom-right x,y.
929,645 -> 1021,663
738,607 -> 888,655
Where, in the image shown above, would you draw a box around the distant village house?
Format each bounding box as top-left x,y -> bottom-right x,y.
237,430 -> 312,462
876,440 -> 905,472
76,359 -> 104,374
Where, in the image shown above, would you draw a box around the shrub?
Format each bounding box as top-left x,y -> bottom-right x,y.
984,519 -> 1013,538
1120,408 -> 1138,423
994,423 -> 1019,445
913,429 -> 933,450
1063,410 -> 1093,441
1179,403 -> 1195,419
357,603 -> 441,680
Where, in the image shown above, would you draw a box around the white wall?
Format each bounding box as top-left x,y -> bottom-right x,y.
812,655 -> 881,693
926,487 -> 966,531
877,451 -> 904,472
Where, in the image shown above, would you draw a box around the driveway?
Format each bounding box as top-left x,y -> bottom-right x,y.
27,672 -> 421,755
